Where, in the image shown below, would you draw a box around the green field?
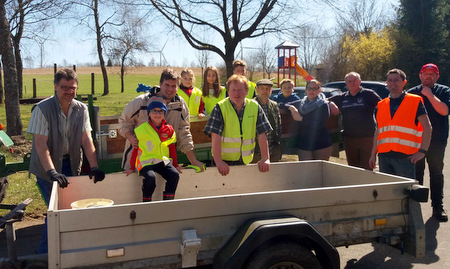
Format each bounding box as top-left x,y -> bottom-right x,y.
0,72 -> 204,217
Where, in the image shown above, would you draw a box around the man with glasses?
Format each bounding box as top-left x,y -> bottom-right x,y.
329,72 -> 381,170
203,74 -> 272,176
408,63 -> 450,222
369,69 -> 431,180
28,68 -> 105,253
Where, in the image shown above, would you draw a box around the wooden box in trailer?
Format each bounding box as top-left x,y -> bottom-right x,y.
47,161 -> 426,268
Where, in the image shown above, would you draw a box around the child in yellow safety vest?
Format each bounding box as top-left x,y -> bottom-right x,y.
125,97 -> 180,201
178,68 -> 205,118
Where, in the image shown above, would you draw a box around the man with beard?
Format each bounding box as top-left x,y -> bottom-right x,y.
408,63 -> 450,222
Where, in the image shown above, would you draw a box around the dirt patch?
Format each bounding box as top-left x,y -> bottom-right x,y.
9,136 -> 32,157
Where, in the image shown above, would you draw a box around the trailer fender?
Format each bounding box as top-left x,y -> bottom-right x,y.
213,216 -> 340,269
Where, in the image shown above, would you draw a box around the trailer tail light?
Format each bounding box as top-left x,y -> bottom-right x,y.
375,218 -> 387,226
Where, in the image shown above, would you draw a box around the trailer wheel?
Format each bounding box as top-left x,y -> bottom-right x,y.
0,176 -> 8,203
243,241 -> 322,269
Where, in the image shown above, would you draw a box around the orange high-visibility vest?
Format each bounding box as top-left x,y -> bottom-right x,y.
376,94 -> 424,155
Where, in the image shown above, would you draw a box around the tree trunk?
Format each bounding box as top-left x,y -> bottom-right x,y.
93,0 -> 109,96
14,42 -> 23,98
120,61 -> 125,93
0,62 -> 4,104
0,3 -> 23,136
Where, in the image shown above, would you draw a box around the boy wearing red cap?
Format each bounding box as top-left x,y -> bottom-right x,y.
408,63 -> 450,222
125,97 -> 180,201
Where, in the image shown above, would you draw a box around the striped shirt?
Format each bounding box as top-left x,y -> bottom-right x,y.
27,101 -> 92,155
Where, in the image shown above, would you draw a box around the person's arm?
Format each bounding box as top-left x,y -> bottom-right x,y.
118,98 -> 141,148
211,132 -> 229,176
329,101 -> 339,116
368,129 -> 379,170
34,134 -> 54,171
288,105 -> 303,121
81,131 -> 99,168
409,114 -> 432,164
257,132 -> 270,172
421,86 -> 449,116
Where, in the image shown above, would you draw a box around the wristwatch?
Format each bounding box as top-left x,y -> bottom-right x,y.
418,148 -> 427,154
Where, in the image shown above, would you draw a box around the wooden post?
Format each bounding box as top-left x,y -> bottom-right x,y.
54,64 -> 57,74
33,78 -> 37,98
91,73 -> 95,95
73,65 -> 76,72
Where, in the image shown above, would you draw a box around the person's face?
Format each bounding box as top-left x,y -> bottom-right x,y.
386,73 -> 406,94
420,70 -> 439,88
305,82 -> 321,100
345,74 -> 361,93
159,79 -> 178,101
256,85 -> 272,101
181,73 -> 193,88
233,66 -> 246,76
206,70 -> 217,86
228,80 -> 248,107
281,83 -> 294,98
148,108 -> 165,125
55,79 -> 77,104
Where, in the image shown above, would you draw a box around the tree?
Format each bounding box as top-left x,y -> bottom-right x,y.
294,24 -> 328,74
76,0 -> 122,96
148,0 -> 292,78
254,39 -> 277,79
341,28 -> 394,81
108,5 -> 148,93
0,1 -> 22,136
394,0 -> 449,86
7,0 -> 66,98
196,49 -> 212,80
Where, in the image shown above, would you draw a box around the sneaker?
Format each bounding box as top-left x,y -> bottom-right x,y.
433,207 -> 449,222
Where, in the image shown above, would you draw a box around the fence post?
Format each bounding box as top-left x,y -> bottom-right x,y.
54,64 -> 57,74
33,78 -> 37,98
73,65 -> 76,72
91,73 -> 95,95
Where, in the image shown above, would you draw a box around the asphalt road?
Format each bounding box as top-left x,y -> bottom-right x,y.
1,136 -> 450,268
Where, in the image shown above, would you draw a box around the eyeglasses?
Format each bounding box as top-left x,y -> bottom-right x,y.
60,85 -> 78,92
150,109 -> 165,114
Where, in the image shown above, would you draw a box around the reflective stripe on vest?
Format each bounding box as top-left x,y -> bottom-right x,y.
376,94 -> 423,155
218,98 -> 258,164
134,122 -> 176,171
203,89 -> 226,115
177,87 -> 202,116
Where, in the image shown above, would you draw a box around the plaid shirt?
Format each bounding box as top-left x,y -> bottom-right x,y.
203,98 -> 272,137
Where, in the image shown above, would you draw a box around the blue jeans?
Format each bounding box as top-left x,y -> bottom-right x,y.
36,158 -> 72,254
415,142 -> 446,208
379,155 -> 415,179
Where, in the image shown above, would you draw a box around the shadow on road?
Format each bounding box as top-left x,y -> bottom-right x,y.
343,217 -> 441,269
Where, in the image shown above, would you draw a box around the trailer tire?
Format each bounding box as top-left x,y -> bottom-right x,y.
0,176 -> 8,203
243,241 -> 322,269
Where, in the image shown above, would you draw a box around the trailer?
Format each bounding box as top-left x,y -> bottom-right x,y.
47,161 -> 427,269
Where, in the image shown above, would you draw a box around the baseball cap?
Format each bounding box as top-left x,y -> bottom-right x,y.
420,63 -> 439,75
256,79 -> 274,87
147,97 -> 167,115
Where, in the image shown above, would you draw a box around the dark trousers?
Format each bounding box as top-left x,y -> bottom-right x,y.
36,158 -> 72,254
415,142 -> 446,208
139,162 -> 179,201
343,136 -> 374,170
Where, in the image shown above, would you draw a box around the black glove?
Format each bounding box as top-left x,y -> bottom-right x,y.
47,169 -> 69,188
89,167 -> 105,183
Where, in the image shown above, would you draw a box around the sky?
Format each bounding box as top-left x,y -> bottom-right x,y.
21,0 -> 400,69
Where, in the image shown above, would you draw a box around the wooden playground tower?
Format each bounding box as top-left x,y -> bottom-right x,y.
276,40 -> 313,86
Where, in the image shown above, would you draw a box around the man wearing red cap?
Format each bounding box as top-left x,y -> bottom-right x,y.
408,63 -> 450,222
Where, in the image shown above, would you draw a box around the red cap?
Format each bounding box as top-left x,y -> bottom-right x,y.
420,63 -> 439,75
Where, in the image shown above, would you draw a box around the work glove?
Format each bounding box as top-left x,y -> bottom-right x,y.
47,169 -> 69,188
89,167 -> 105,183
